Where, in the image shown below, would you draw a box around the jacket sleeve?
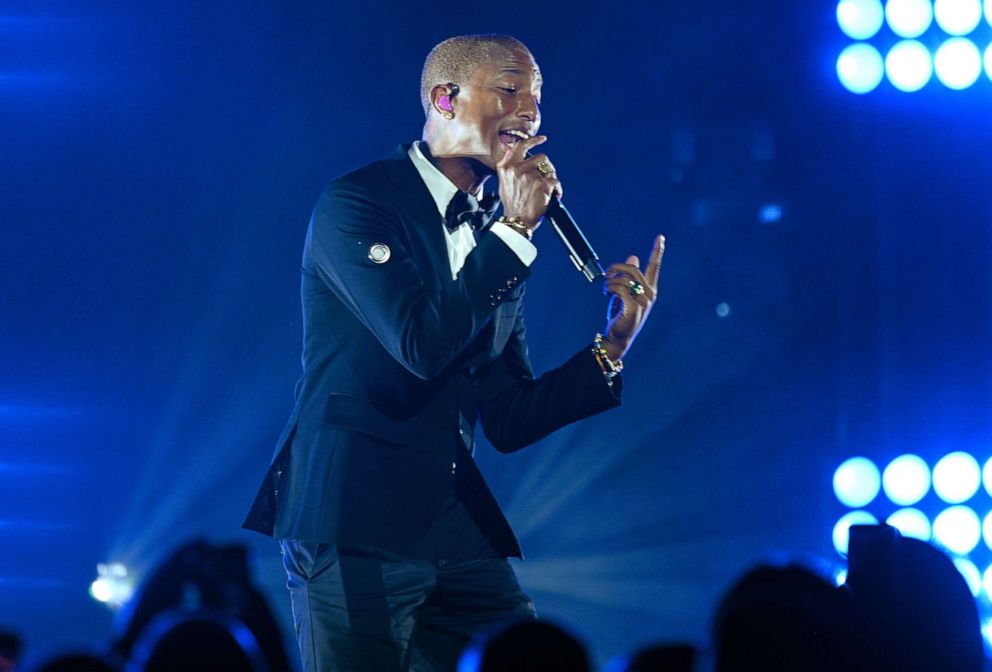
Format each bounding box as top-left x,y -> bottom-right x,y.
306,178 -> 532,380
477,300 -> 623,453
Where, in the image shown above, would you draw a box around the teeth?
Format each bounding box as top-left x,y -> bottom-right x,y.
504,129 -> 530,140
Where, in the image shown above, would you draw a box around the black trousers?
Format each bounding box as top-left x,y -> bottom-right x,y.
280,491 -> 536,672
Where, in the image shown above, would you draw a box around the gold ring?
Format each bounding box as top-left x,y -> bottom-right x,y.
536,161 -> 553,177
628,280 -> 645,296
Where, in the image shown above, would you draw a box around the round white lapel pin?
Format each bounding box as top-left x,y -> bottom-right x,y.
368,243 -> 391,264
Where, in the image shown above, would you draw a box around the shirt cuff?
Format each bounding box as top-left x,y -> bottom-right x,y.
489,222 -> 537,267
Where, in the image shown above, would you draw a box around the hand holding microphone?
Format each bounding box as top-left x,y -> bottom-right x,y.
495,133 -> 561,237
496,134 -> 606,282
495,134 -> 666,362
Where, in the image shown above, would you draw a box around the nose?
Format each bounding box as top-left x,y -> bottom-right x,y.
517,95 -> 539,124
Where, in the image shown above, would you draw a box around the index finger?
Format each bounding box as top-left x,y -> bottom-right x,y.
511,134 -> 547,162
645,234 -> 666,288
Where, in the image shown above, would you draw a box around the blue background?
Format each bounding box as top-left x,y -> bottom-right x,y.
3,0 -> 992,667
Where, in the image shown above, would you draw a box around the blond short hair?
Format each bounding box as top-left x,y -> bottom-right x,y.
420,34 -> 529,116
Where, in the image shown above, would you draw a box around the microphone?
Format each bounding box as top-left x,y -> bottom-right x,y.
522,145 -> 605,283
544,195 -> 606,283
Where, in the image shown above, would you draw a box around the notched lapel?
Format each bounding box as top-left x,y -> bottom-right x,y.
386,145 -> 452,289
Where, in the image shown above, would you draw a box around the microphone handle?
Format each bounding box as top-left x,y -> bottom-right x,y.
544,196 -> 606,283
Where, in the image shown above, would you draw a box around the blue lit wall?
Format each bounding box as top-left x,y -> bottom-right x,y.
3,1 -> 992,668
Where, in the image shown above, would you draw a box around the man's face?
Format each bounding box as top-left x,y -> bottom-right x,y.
444,46 -> 543,170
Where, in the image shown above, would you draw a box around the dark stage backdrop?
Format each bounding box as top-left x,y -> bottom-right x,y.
3,0 -> 991,667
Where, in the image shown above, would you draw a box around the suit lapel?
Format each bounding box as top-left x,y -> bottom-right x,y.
384,146 -> 512,363
385,146 -> 452,289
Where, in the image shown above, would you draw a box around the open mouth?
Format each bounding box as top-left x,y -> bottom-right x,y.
498,128 -> 531,150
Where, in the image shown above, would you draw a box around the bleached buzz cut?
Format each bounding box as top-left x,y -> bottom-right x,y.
420,34 -> 529,117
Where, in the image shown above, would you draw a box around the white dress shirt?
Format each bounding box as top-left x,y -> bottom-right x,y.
407,142 -> 537,281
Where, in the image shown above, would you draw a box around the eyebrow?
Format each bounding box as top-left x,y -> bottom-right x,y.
498,67 -> 542,78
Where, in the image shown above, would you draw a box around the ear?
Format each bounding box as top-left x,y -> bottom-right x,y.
430,84 -> 457,117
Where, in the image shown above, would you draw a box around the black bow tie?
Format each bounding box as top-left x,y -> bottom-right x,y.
445,190 -> 500,233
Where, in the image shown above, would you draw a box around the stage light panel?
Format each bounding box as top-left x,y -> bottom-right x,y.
982,510 -> 992,550
933,451 -> 981,503
983,565 -> 992,596
833,510 -> 879,556
982,456 -> 992,496
933,505 -> 981,555
834,456 -> 881,507
882,454 -> 930,505
986,0 -> 992,26
886,507 -> 932,540
838,0 -> 887,39
985,43 -> 992,80
955,557 -> 982,597
886,0 -> 935,38
885,40 -> 934,91
934,38 -> 983,88
837,43 -> 886,93
934,0 -> 983,34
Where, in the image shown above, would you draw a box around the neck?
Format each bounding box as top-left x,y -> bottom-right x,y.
419,142 -> 491,194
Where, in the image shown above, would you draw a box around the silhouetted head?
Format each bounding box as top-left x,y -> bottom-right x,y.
33,653 -> 118,672
846,524 -> 983,672
125,610 -> 267,672
458,618 -> 590,672
713,563 -> 866,672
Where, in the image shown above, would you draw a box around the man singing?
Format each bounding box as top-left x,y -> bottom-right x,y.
244,34 -> 664,672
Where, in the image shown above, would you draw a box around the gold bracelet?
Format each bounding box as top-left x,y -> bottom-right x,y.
592,333 -> 623,377
496,215 -> 533,241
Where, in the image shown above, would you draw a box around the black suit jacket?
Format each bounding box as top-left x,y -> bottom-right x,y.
243,146 -> 622,558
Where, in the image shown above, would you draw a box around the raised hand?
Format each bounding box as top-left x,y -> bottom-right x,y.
602,234 -> 666,362
496,134 -> 563,234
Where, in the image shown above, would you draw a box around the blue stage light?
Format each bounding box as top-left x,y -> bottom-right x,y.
885,40 -> 934,91
834,457 -> 881,507
758,203 -> 783,224
984,43 -> 992,80
987,0 -> 992,26
837,0 -> 887,39
954,557 -> 982,597
837,44 -> 886,93
933,505 -> 981,554
88,562 -> 133,608
882,454 -> 931,505
934,0 -> 983,34
886,0 -> 935,38
933,451 -> 980,503
934,38 -> 983,88
982,456 -> 992,496
886,507 -> 932,540
834,568 -> 848,586
983,564 -> 992,596
982,510 -> 992,550
833,510 -> 879,556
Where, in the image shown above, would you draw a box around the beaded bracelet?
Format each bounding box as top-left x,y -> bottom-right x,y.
592,333 -> 623,381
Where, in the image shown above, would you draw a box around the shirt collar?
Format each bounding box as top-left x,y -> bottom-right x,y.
407,141 -> 483,219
